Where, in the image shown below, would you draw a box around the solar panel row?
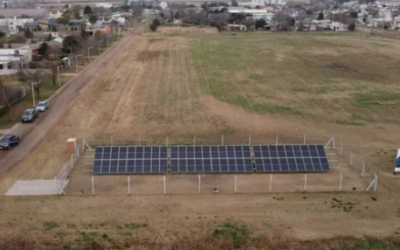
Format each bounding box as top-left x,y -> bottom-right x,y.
92,144 -> 330,175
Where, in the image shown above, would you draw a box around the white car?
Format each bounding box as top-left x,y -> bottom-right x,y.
35,101 -> 49,112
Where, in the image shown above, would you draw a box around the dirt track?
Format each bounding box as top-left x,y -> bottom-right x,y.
0,25 -> 145,178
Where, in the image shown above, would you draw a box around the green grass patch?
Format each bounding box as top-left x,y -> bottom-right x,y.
43,222 -> 60,231
354,91 -> 400,108
212,222 -> 248,248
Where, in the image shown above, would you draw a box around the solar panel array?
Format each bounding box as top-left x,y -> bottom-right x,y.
253,145 -> 329,173
170,145 -> 253,173
93,146 -> 168,174
92,144 -> 330,175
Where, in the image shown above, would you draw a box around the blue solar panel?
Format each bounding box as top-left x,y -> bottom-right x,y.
170,145 -> 253,173
254,144 -> 330,173
92,146 -> 168,175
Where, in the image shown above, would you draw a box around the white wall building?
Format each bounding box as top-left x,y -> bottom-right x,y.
0,46 -> 32,75
0,17 -> 34,33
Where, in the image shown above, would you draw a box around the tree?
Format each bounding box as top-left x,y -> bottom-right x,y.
150,18 -> 160,32
38,42 -> 48,56
174,11 -> 180,19
24,29 -> 34,39
255,19 -> 266,29
72,5 -> 82,19
57,15 -> 70,25
121,5 -> 130,12
62,35 -> 80,53
349,11 -> 358,19
317,12 -> 324,20
89,14 -> 98,24
46,33 -> 52,41
83,6 -> 92,15
0,31 -> 5,38
231,0 -> 239,6
80,24 -> 89,39
347,22 -> 356,31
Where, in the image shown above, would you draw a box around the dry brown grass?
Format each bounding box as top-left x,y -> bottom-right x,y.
0,230 -> 399,250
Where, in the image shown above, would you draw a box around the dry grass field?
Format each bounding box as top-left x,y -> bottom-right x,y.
0,27 -> 400,249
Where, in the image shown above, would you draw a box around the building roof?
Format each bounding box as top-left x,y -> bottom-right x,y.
23,22 -> 38,28
0,8 -> 47,17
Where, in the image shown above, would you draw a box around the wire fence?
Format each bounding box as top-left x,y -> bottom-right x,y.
55,143 -> 83,194
62,135 -> 379,195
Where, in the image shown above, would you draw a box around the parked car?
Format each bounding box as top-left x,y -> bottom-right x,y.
21,109 -> 39,123
0,134 -> 19,150
35,101 -> 49,112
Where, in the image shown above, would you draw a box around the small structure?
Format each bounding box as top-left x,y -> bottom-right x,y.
67,138 -> 77,155
394,149 -> 400,174
227,24 -> 247,31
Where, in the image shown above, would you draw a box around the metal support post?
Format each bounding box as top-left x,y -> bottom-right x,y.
194,135 -> 196,145
339,173 -> 343,191
269,174 -> 272,192
128,176 -> 131,194
163,175 -> 166,194
234,175 -> 237,193
374,174 -> 378,192
248,135 -> 251,146
303,174 -> 307,191
221,135 -> 224,145
91,176 -> 95,195
362,162 -> 366,177
303,134 -> 307,145
31,82 -> 35,107
198,175 -> 201,194
57,66 -> 61,86
275,134 -> 279,145
350,151 -> 353,165
111,136 -> 113,146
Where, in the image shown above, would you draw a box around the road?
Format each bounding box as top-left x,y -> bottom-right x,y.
0,25 -> 144,177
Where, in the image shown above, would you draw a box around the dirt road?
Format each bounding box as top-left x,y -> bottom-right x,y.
0,25 -> 144,177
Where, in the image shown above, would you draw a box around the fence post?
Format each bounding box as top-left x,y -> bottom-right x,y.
303,134 -> 307,145
138,135 -> 141,146
163,175 -> 166,194
248,135 -> 251,146
111,136 -> 113,146
221,135 -> 224,145
269,174 -> 273,192
339,173 -> 343,191
91,176 -> 95,195
303,174 -> 307,191
234,175 -> 237,193
198,175 -> 201,194
128,176 -> 131,195
275,135 -> 279,145
350,151 -> 353,165
166,136 -> 169,146
340,142 -> 343,156
374,174 -> 378,192
194,136 -> 196,145
332,135 -> 336,149
361,162 -> 366,177
54,177 -> 59,194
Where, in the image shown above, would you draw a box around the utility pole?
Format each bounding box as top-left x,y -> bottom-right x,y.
31,81 -> 36,107
88,47 -> 93,62
57,66 -> 61,86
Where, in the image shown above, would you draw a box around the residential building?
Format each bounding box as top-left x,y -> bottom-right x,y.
0,46 -> 32,75
0,17 -> 35,33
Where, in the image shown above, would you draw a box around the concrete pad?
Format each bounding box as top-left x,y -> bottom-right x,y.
5,180 -> 69,196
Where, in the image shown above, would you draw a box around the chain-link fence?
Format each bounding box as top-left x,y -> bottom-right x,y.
62,135 -> 378,195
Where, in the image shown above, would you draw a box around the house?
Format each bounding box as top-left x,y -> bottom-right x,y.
23,22 -> 39,31
330,21 -> 347,31
0,46 -> 32,75
0,17 -> 35,33
48,9 -> 63,19
227,24 -> 247,31
38,19 -> 58,31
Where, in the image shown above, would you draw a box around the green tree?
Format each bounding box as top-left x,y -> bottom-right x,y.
255,19 -> 266,29
347,22 -> 356,31
38,42 -> 48,56
24,29 -> 33,39
231,0 -> 239,6
62,35 -> 80,53
0,31 -> 5,38
83,6 -> 92,15
349,11 -> 358,19
89,14 -> 98,24
317,12 -> 324,20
